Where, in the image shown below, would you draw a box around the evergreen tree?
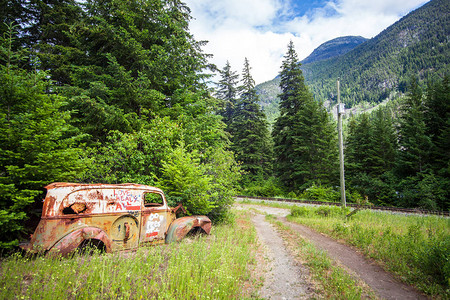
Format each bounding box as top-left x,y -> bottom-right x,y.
33,0 -> 213,142
345,113 -> 372,175
396,77 -> 432,177
0,24 -> 85,248
230,58 -> 272,178
425,75 -> 450,173
273,41 -> 337,190
424,75 -> 450,210
293,97 -> 338,188
216,61 -> 239,127
345,108 -> 397,205
369,107 -> 397,175
395,77 -> 437,208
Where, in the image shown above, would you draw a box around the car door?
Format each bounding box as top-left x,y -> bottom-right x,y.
139,192 -> 170,245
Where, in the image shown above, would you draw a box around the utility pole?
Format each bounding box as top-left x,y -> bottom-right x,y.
337,78 -> 346,207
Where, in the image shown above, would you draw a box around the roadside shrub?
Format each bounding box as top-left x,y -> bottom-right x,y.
240,176 -> 284,197
287,191 -> 297,199
300,184 -> 340,202
290,205 -> 350,218
290,206 -> 310,217
161,144 -> 240,221
316,206 -> 350,217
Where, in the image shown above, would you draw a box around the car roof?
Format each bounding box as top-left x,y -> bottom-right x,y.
45,182 -> 163,193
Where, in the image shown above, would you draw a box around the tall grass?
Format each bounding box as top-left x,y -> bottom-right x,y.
289,205 -> 450,297
0,212 -> 258,299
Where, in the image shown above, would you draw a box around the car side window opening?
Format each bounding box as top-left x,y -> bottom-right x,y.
144,192 -> 164,207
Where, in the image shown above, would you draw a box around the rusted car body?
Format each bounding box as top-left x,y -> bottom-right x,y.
20,183 -> 211,256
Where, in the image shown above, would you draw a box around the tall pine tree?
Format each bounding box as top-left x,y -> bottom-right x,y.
230,58 -> 272,178
216,60 -> 239,128
273,41 -> 337,190
395,77 -> 437,209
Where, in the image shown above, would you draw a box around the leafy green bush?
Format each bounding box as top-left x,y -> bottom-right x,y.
240,176 -> 284,197
161,144 -> 240,222
290,206 -> 310,217
300,184 -> 340,202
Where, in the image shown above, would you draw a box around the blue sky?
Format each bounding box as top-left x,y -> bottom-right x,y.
184,0 -> 430,84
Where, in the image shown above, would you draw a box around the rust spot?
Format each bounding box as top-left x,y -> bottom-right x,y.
71,202 -> 86,214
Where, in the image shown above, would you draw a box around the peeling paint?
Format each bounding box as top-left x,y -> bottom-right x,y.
20,183 -> 211,255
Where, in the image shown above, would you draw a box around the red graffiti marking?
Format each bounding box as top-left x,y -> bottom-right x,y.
146,232 -> 158,238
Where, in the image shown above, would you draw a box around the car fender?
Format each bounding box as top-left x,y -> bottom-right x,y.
165,215 -> 212,243
48,227 -> 112,256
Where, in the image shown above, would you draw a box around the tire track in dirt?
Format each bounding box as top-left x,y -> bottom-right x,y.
251,213 -> 313,299
241,204 -> 427,300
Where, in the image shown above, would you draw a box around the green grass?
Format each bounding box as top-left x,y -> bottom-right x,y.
288,205 -> 450,298
264,214 -> 376,299
238,198 -> 295,209
0,211 -> 258,299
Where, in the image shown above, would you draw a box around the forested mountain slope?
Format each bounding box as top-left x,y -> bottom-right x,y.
257,0 -> 449,120
302,36 -> 367,64
257,36 -> 366,124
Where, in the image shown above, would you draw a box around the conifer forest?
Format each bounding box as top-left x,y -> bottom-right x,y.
0,0 -> 449,250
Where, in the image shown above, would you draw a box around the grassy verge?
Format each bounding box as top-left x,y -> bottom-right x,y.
264,214 -> 376,299
238,198 -> 294,209
288,205 -> 450,298
0,211 -> 258,299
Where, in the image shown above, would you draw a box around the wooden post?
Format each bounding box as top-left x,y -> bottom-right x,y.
337,78 -> 346,207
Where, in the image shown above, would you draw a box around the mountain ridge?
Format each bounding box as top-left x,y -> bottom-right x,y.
302,36 -> 368,64
256,0 -> 449,122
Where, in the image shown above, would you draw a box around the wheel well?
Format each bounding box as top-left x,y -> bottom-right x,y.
77,238 -> 106,254
187,226 -> 207,236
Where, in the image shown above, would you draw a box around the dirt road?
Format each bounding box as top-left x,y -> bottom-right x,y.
239,204 -> 427,299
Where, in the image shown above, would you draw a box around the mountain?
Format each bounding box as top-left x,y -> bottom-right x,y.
302,36 -> 368,64
257,36 -> 367,124
257,0 -> 449,122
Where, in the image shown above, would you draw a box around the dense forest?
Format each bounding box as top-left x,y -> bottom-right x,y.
0,0 -> 448,250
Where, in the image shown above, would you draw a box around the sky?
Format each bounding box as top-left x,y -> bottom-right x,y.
184,0 -> 430,84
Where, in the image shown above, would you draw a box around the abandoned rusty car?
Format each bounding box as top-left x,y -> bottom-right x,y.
20,182 -> 212,255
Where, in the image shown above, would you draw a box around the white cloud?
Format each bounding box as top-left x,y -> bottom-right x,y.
185,0 -> 430,84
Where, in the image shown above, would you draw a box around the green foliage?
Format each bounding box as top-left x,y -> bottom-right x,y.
344,76 -> 449,210
230,58 -> 272,178
290,206 -> 310,217
0,23 -> 85,248
80,117 -> 181,184
161,144 -> 215,215
0,0 -> 241,250
160,144 -> 240,221
240,176 -> 284,198
216,60 -> 239,126
202,147 -> 241,222
299,185 -> 340,202
273,41 -> 338,191
291,205 -> 350,218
